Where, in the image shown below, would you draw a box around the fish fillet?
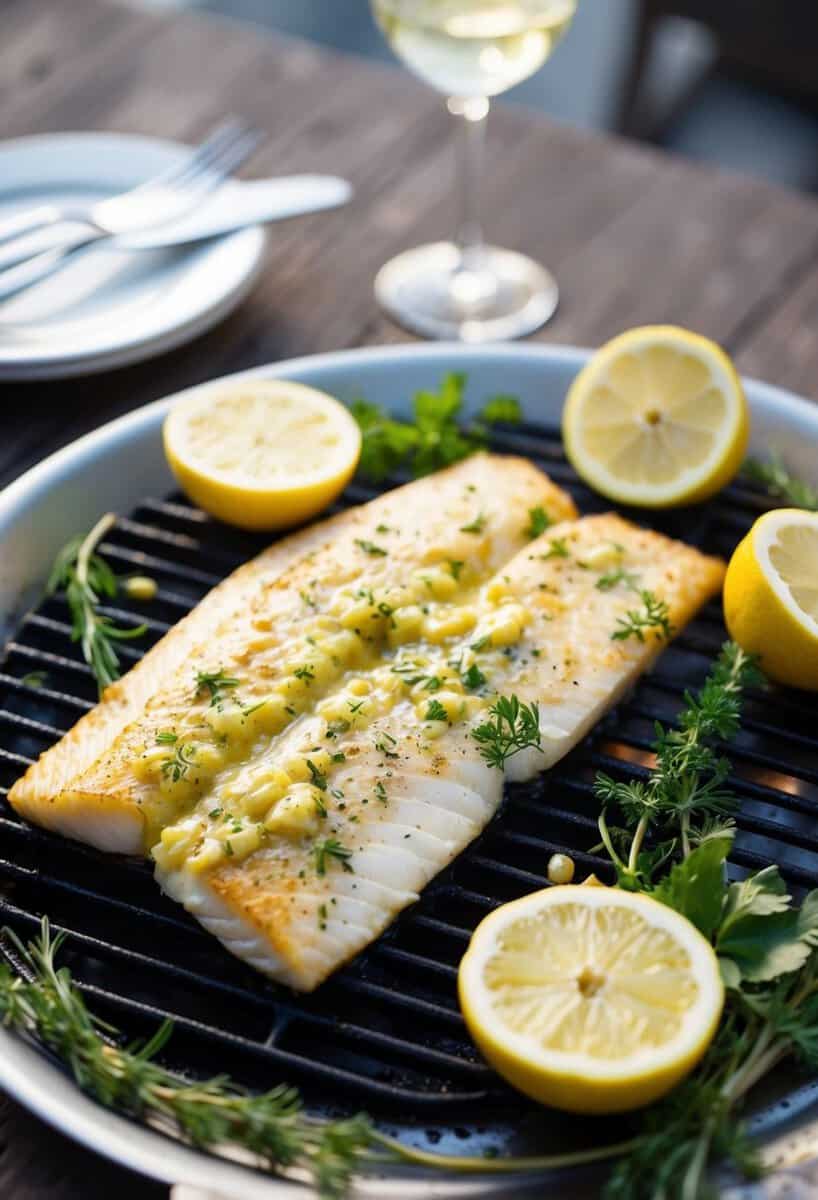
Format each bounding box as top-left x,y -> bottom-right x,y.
10,455 -> 576,853
154,514 -> 724,990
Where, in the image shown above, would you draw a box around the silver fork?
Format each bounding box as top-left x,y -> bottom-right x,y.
0,118 -> 260,252
0,123 -> 263,304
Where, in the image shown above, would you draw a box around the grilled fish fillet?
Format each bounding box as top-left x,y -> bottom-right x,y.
154,514 -> 724,991
9,455 -> 576,853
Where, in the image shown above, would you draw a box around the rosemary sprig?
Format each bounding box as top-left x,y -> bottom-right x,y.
195,668 -> 240,708
472,695 -> 541,769
743,452 -> 818,510
0,919 -> 632,1194
47,515 -> 147,695
611,589 -> 674,643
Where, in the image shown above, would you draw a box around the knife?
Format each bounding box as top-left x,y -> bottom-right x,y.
0,175 -> 352,303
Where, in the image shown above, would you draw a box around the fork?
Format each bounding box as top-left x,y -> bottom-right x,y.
0,118 -> 261,254
0,123 -> 263,304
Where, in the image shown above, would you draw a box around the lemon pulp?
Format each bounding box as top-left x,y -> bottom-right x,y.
725,508 -> 818,689
562,325 -> 748,507
459,886 -> 724,1113
163,379 -> 362,531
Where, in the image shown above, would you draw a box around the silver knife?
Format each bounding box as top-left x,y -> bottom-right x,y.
0,175 -> 352,303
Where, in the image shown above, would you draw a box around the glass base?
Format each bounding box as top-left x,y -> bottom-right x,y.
374,241 -> 558,342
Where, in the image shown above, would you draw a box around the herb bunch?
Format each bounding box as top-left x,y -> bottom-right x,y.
350,373 -> 521,481
472,695 -> 541,769
596,642 -> 818,1198
47,514 -> 147,695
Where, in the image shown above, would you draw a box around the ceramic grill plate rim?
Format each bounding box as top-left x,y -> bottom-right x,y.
2,342 -> 818,1197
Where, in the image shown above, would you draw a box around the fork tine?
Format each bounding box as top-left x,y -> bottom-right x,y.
168,127 -> 264,202
146,118 -> 250,193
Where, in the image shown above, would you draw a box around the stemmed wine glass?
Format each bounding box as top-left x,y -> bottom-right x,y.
370,0 -> 577,341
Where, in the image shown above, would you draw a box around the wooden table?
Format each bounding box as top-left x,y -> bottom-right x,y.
3,0 -> 818,1194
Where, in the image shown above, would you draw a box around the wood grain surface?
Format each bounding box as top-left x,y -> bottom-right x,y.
2,0 -> 818,1194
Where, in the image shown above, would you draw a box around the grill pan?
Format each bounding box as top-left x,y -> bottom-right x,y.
2,343 -> 818,1197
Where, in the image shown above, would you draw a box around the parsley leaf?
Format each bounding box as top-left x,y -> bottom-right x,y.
652,834 -> 732,937
460,512 -> 486,534
354,538 -> 387,557
524,506 -> 551,540
716,870 -> 818,983
424,699 -> 448,722
350,374 -> 521,481
612,589 -> 674,643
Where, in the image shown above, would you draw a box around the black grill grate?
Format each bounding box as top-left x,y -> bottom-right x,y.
1,422 -> 817,1152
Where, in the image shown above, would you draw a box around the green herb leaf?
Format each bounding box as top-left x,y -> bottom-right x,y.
611,589 -> 674,643
313,838 -> 354,876
459,512 -> 486,535
540,537 -> 570,560
46,515 -> 147,695
652,834 -> 732,937
743,452 -> 818,510
524,506 -> 551,540
354,539 -> 387,557
478,395 -> 522,425
716,871 -> 818,983
195,668 -> 241,708
306,759 -> 328,791
424,699 -> 448,722
472,695 -> 541,770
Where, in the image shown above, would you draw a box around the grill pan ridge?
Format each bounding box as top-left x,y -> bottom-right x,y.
2,418 -> 818,1183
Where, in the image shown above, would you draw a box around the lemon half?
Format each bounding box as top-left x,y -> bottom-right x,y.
563,326 -> 748,507
458,886 -> 723,1114
725,507 -> 818,690
163,379 -> 361,531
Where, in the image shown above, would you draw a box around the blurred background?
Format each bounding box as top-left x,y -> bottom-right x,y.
142,0 -> 818,194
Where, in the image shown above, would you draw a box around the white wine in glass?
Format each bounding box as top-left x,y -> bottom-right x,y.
371,0 -> 577,341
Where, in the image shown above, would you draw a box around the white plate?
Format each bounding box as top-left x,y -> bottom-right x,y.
1,343 -> 818,1197
0,132 -> 267,380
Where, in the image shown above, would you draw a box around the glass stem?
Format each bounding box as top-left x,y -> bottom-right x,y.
450,95 -> 490,276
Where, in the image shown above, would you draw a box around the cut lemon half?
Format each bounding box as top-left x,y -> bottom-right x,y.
163,379 -> 361,531
458,886 -> 723,1114
725,507 -> 818,690
563,326 -> 748,507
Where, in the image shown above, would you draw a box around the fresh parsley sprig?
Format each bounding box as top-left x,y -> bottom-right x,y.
472,695 -> 541,769
47,514 -> 148,696
593,642 -> 818,1198
195,668 -> 240,708
743,452 -> 818,510
350,373 -> 521,482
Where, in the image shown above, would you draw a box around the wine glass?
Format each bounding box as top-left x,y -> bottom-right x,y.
370,0 -> 577,341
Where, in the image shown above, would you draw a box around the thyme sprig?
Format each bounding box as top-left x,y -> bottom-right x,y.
743,452 -> 818,510
594,642 -> 818,1198
472,695 -> 541,769
612,588 -> 674,643
0,919 -> 633,1193
47,514 -> 147,695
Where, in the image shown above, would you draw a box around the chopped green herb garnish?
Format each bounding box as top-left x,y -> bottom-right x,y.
348,699 -> 366,714
448,559 -> 465,580
524,506 -> 551,540
331,751 -> 346,763
306,759 -> 328,790
195,668 -> 240,708
540,537 -> 570,560
354,539 -> 387,557
462,663 -> 487,690
208,807 -> 223,819
313,838 -> 354,876
424,699 -> 448,722
294,664 -> 316,683
160,741 -> 197,783
155,731 -> 178,745
374,781 -> 388,805
596,566 -> 640,592
459,512 -> 486,535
